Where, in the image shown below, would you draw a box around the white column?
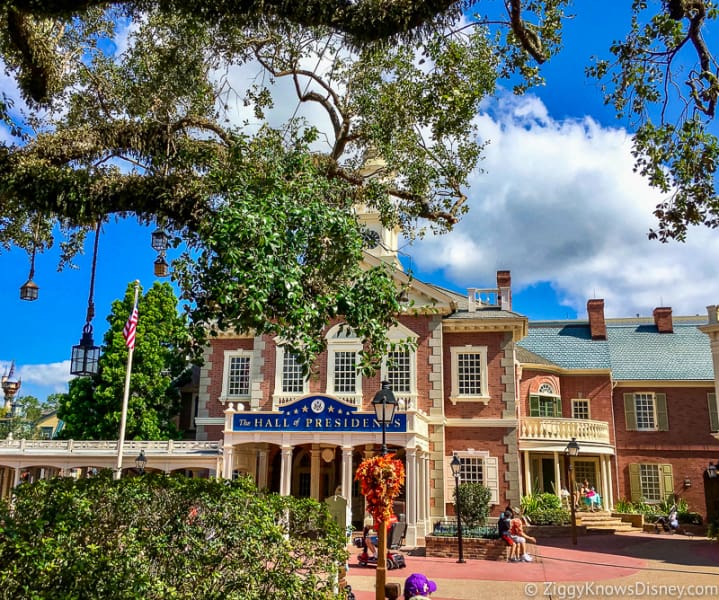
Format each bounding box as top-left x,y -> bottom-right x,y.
280,445 -> 293,496
342,446 -> 353,529
419,453 -> 429,525
523,450 -> 532,496
257,446 -> 269,489
406,447 -> 417,525
310,445 -> 321,500
13,466 -> 21,487
222,444 -> 233,480
553,451 -> 561,500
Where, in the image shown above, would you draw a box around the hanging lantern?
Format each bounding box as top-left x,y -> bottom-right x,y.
20,244 -> 39,301
20,278 -> 39,301
151,228 -> 169,252
154,255 -> 169,278
70,222 -> 102,376
70,324 -> 100,376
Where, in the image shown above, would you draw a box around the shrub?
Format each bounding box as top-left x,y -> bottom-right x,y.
0,471 -> 349,600
454,482 -> 491,528
521,492 -> 561,514
523,508 -> 571,526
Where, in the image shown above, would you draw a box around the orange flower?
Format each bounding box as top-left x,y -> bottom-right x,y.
354,453 -> 405,523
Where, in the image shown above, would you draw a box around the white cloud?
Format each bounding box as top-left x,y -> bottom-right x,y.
409,91 -> 719,319
1,360 -> 72,398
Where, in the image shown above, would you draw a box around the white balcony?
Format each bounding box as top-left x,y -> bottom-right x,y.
520,417 -> 610,444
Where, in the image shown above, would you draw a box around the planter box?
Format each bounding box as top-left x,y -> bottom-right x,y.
424,525 -> 588,560
612,513 -> 644,528
525,524 -> 587,538
424,535 -> 509,560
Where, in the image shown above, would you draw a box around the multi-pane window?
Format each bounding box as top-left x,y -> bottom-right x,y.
624,392 -> 667,431
282,351 -> 305,394
572,399 -> 590,420
529,394 -> 561,417
227,356 -> 250,396
450,346 -> 488,403
457,353 -> 483,395
333,351 -> 357,393
386,350 -> 411,393
459,456 -> 484,484
635,393 -> 656,430
639,464 -> 662,502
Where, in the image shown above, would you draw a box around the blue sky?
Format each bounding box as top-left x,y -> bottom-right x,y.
3,3 -> 719,401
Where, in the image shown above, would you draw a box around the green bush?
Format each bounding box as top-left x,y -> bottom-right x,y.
523,508 -> 571,526
454,482 -> 491,528
0,471 -> 349,600
521,492 -> 561,514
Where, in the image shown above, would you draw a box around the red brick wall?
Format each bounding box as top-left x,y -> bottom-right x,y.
613,386 -> 718,515
205,337 -> 254,417
442,331 -> 509,419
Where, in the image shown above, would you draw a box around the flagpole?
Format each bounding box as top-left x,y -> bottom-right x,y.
115,280 -> 140,480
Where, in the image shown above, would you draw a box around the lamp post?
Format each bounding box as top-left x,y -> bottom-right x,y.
151,228 -> 170,277
371,381 -> 398,600
372,381 -> 398,457
450,454 -> 466,563
708,462 -> 718,479
135,449 -> 147,474
564,437 -> 580,545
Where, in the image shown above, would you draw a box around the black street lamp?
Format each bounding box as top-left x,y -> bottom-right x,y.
151,228 -> 170,278
564,437 -> 580,545
135,449 -> 147,474
371,381 -> 398,600
372,381 -> 398,456
70,222 -> 101,376
450,454 -> 466,563
707,462 -> 718,479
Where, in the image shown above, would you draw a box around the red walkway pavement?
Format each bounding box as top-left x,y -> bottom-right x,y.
345,531 -> 719,600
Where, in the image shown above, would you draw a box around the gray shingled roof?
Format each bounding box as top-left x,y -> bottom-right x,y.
518,322 -> 611,370
518,317 -> 713,381
605,321 -> 712,380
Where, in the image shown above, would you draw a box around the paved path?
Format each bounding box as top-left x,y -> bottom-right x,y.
345,531 -> 719,600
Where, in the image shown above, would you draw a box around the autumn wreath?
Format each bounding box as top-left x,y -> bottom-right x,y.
354,453 -> 406,523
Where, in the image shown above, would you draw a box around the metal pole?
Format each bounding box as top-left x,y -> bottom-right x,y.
455,473 -> 465,563
115,281 -> 140,481
376,417 -> 388,600
566,457 -> 578,545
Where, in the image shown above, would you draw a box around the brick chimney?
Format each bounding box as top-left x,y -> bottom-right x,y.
653,307 -> 673,333
587,299 -> 606,340
497,270 -> 511,311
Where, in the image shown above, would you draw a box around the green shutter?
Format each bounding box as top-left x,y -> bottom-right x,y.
529,395 -> 540,417
655,393 -> 668,431
554,396 -> 562,417
624,393 -> 637,431
628,463 -> 641,502
708,393 -> 719,432
660,464 -> 674,501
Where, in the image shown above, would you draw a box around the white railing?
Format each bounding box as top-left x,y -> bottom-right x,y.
0,439 -> 220,454
520,417 -> 610,444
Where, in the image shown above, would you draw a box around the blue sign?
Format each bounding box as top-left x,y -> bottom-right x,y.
232,395 -> 407,433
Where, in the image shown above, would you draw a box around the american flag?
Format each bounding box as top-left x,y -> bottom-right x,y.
122,303 -> 139,349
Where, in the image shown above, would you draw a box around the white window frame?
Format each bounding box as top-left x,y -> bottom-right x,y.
634,392 -> 657,431
445,450 -> 498,504
450,345 -> 489,405
219,349 -> 252,403
639,464 -> 662,502
326,324 -> 363,404
380,324 -> 418,409
572,398 -> 591,420
273,345 -> 309,406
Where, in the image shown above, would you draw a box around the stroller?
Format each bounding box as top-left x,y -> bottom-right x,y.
355,520 -> 407,570
655,505 -> 681,534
